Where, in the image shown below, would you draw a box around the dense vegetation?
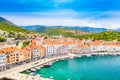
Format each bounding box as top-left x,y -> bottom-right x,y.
22,41 -> 29,49
34,27 -> 89,37
21,25 -> 109,33
0,22 -> 30,33
77,31 -> 120,41
34,27 -> 120,41
0,37 -> 6,42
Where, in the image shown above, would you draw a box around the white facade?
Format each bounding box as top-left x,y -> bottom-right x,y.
31,48 -> 39,59
0,54 -> 6,66
90,46 -> 98,53
76,48 -> 91,54
59,44 -> 68,54
68,44 -> 79,49
54,44 -> 63,54
96,44 -> 106,52
90,44 -> 106,53
106,46 -> 120,52
44,43 -> 69,56
44,45 -> 54,56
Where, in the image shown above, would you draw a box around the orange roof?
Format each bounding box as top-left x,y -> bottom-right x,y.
90,40 -> 104,46
20,48 -> 30,53
3,47 -> 18,53
0,50 -> 4,54
39,46 -> 46,50
29,42 -> 38,49
105,43 -> 120,46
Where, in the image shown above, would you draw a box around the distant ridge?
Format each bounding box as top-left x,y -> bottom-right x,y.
21,25 -> 90,37
21,25 -> 108,33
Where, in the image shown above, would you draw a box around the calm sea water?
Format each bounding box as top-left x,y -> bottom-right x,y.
30,56 -> 120,80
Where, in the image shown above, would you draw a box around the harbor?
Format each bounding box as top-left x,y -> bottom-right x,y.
0,54 -> 72,80
1,52 -> 120,80
33,55 -> 120,80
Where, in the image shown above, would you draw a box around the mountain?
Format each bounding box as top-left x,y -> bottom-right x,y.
65,27 -> 108,33
0,17 -> 31,33
21,25 -> 89,37
36,27 -> 89,37
21,25 -> 108,33
21,25 -> 47,31
0,16 -> 16,26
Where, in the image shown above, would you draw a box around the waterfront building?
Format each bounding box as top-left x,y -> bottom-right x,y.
44,38 -> 70,56
90,41 -> 105,53
114,43 -> 120,52
44,44 -> 55,56
59,44 -> 68,54
63,38 -> 79,50
72,45 -> 91,54
0,50 -> 6,71
105,43 -> 120,52
29,43 -> 40,60
19,48 -> 31,63
3,47 -> 18,68
38,46 -> 46,58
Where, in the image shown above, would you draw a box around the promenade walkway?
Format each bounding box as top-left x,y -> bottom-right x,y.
0,54 -> 71,80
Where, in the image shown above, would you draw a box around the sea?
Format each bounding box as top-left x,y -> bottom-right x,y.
23,55 -> 120,80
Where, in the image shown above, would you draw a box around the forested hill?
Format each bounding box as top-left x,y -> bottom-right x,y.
0,22 -> 30,33
78,31 -> 120,41
34,27 -> 90,37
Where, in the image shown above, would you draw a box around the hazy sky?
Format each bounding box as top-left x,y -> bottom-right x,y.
0,0 -> 120,29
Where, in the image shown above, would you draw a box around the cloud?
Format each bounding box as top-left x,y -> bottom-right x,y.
1,12 -> 120,29
1,9 -> 120,29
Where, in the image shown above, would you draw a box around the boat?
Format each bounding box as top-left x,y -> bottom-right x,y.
35,67 -> 41,69
26,70 -> 31,73
44,63 -> 52,67
69,56 -> 74,59
30,72 -> 35,75
31,68 -> 36,71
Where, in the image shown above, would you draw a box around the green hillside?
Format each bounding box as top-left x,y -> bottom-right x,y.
34,27 -> 89,37
0,22 -> 30,33
78,31 -> 120,41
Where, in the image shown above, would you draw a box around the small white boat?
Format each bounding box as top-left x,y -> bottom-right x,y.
30,72 -> 34,75
31,68 -> 36,71
69,57 -> 74,59
26,70 -> 31,73
35,67 -> 41,69
44,63 -> 52,67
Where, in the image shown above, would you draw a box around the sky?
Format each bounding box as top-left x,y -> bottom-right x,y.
0,0 -> 120,29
